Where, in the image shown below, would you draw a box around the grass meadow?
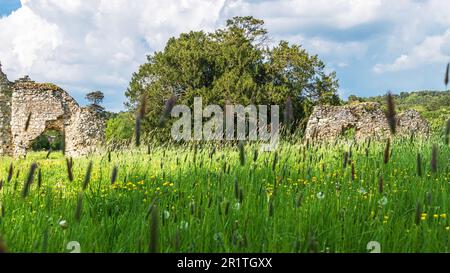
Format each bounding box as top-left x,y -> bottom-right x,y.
0,136 -> 449,253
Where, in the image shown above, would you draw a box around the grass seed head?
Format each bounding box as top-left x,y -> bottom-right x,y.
66,158 -> 74,182
238,141 -> 245,166
111,165 -> 118,184
24,112 -> 32,131
385,92 -> 397,135
37,168 -> 42,188
417,153 -> 422,177
135,115 -> 142,147
343,152 -> 349,168
415,202 -> 422,225
384,138 -> 391,164
158,95 -> 177,127
445,63 -> 449,87
22,162 -> 37,198
82,161 -> 93,190
7,163 -> 13,183
378,176 -> 384,194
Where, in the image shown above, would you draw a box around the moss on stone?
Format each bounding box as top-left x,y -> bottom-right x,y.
13,82 -> 62,91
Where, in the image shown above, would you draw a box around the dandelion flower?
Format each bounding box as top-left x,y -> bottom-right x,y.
441,214 -> 447,219
59,220 -> 68,230
378,197 -> 388,206
316,192 -> 325,200
163,210 -> 170,219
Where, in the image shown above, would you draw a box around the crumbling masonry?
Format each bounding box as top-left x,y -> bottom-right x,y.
0,63 -> 105,157
304,102 -> 430,141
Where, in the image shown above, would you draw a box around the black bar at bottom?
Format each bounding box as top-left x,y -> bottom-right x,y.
0,253 -> 443,272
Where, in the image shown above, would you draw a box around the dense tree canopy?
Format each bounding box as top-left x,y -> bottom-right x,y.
125,16 -> 340,136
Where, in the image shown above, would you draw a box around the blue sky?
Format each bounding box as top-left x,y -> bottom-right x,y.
0,0 -> 449,112
0,0 -> 20,16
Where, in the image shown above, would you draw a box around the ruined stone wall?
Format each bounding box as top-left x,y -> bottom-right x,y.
0,68 -> 12,155
0,65 -> 105,158
305,102 -> 430,141
65,107 -> 106,156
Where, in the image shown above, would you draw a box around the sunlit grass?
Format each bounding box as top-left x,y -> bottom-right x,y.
0,137 -> 449,253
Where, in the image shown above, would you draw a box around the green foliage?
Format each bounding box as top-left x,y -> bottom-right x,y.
125,16 -> 340,139
30,130 -> 63,151
105,112 -> 135,142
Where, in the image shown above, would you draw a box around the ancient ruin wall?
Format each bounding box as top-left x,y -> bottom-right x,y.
0,65 -> 105,158
0,67 -> 12,155
304,102 -> 430,141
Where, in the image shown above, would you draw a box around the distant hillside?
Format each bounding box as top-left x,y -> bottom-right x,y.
347,90 -> 450,131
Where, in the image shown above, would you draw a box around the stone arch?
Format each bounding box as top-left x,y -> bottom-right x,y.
6,77 -> 105,158
27,117 -> 65,152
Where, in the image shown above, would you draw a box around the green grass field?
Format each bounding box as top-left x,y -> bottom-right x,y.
0,137 -> 449,253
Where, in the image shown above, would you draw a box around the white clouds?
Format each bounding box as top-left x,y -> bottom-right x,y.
0,0 -> 449,111
0,0 -> 229,111
371,0 -> 450,73
0,5 -> 61,71
374,29 -> 450,73
225,0 -> 384,31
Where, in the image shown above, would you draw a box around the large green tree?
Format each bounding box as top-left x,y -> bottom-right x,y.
125,16 -> 340,136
